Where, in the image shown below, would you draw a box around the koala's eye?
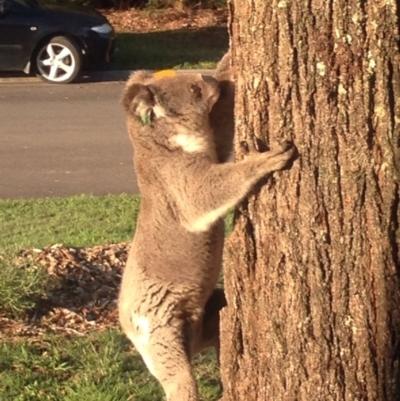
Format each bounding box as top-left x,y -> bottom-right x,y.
190,84 -> 202,98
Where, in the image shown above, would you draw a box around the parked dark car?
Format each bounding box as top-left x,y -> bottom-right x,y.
0,0 -> 115,83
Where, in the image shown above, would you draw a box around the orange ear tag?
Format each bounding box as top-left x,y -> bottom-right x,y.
153,70 -> 177,78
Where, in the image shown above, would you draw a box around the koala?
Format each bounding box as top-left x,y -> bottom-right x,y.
118,70 -> 295,401
210,51 -> 235,163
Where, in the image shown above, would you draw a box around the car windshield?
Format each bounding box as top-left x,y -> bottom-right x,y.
12,0 -> 38,8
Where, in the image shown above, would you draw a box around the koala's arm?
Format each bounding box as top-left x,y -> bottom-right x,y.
168,142 -> 295,233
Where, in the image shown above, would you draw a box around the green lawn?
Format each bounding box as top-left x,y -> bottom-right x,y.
0,329 -> 220,401
0,194 -> 140,252
109,27 -> 228,70
0,194 -> 223,401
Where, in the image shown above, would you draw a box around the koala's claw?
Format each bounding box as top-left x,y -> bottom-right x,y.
269,141 -> 296,158
264,141 -> 297,172
279,140 -> 295,152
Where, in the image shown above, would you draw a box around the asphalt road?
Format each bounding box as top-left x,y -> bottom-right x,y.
0,80 -> 139,199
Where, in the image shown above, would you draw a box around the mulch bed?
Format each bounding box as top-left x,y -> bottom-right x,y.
1,243 -> 130,340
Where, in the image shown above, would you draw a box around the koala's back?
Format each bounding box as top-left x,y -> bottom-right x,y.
132,188 -> 224,280
210,51 -> 235,163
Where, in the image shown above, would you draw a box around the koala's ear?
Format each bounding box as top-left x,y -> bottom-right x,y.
121,83 -> 155,122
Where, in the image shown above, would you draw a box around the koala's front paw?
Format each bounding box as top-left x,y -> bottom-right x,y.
278,140 -> 295,153
265,140 -> 297,172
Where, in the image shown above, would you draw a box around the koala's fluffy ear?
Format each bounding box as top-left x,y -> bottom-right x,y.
122,83 -> 155,123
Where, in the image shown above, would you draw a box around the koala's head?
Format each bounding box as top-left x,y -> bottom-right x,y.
121,72 -> 220,127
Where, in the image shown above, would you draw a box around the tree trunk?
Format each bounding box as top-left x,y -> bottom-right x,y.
220,1 -> 400,400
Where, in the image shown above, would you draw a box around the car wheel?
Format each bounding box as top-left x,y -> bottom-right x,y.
35,36 -> 82,84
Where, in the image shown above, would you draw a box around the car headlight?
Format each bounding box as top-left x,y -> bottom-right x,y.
91,23 -> 113,34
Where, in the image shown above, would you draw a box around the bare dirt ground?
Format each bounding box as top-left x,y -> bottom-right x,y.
100,7 -> 228,32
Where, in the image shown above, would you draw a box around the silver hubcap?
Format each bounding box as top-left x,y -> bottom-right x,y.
37,43 -> 76,82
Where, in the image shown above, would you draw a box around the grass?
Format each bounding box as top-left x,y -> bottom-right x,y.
0,254 -> 50,318
110,27 -> 228,70
0,194 -> 224,401
0,329 -> 220,401
0,194 -> 140,252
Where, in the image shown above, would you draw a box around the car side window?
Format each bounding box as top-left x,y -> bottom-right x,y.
12,0 -> 30,7
0,0 -> 15,13
0,0 -> 6,13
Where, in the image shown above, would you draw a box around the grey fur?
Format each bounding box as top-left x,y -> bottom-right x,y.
211,51 -> 235,163
118,69 -> 295,401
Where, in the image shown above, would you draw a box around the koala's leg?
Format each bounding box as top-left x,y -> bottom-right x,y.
194,288 -> 227,361
127,323 -> 199,401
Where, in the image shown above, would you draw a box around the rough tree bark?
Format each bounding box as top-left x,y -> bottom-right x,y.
220,0 -> 400,400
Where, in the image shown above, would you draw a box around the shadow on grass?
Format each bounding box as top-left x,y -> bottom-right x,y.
109,26 -> 229,70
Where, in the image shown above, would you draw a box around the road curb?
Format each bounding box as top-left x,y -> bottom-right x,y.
0,69 -> 215,84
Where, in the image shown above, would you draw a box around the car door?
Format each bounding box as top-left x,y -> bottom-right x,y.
0,0 -> 37,71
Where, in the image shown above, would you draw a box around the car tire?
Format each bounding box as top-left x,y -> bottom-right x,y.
35,36 -> 82,84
